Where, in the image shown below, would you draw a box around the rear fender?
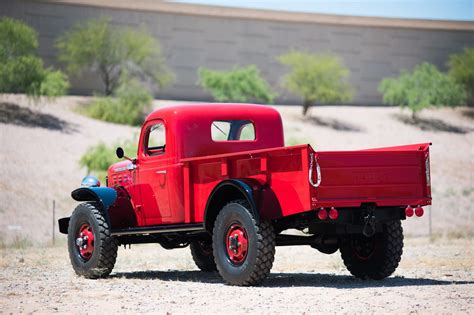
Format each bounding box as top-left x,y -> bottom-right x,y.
204,179 -> 261,232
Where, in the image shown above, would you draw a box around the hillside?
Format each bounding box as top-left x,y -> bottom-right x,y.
0,94 -> 473,244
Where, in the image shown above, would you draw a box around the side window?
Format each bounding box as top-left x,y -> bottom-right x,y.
146,121 -> 166,156
211,120 -> 255,141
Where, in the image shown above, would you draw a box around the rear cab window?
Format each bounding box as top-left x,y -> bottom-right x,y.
211,120 -> 255,141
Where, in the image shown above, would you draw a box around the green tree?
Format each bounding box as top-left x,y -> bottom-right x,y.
448,47 -> 474,99
56,18 -> 174,95
0,17 -> 69,97
81,77 -> 153,126
278,51 -> 352,116
0,17 -> 38,60
378,62 -> 468,119
198,65 -> 276,103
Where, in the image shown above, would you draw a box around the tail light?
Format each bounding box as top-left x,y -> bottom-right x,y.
328,207 -> 339,220
318,208 -> 328,220
415,206 -> 424,217
405,206 -> 414,217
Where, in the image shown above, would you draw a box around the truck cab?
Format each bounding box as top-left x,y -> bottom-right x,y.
107,104 -> 284,228
61,103 -> 431,286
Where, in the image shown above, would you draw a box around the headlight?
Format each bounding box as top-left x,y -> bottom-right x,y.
81,175 -> 101,187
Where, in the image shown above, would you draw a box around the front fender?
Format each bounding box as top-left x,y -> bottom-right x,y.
59,187 -> 118,235
71,187 -> 117,210
58,187 -> 117,234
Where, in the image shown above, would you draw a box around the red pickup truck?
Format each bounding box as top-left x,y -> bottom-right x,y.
59,103 -> 431,286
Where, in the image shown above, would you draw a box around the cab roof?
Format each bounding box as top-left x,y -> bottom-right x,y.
142,103 -> 284,159
145,103 -> 281,122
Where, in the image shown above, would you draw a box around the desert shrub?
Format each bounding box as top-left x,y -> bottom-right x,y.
0,55 -> 44,93
56,18 -> 174,95
278,51 -> 352,116
198,65 -> 276,103
448,47 -> 474,98
82,79 -> 152,126
28,69 -> 70,99
378,62 -> 468,119
0,17 -> 68,98
79,140 -> 138,181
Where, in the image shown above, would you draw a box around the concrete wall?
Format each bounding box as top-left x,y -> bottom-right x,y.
2,0 -> 473,104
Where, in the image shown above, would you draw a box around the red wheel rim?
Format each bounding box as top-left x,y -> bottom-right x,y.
225,223 -> 249,265
76,223 -> 95,261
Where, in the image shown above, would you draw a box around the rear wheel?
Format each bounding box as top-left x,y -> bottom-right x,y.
190,239 -> 217,271
212,200 -> 275,286
67,202 -> 118,279
340,220 -> 403,280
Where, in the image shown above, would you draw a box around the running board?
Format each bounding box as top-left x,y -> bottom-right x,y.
111,223 -> 205,236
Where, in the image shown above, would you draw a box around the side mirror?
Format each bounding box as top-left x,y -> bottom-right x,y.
116,147 -> 124,159
116,146 -> 136,164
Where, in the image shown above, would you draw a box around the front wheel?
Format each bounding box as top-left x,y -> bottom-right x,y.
212,200 -> 275,286
340,220 -> 403,280
67,202 -> 118,279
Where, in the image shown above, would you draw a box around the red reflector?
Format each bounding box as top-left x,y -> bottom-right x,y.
405,206 -> 414,217
329,207 -> 339,220
415,206 -> 424,217
318,208 -> 328,220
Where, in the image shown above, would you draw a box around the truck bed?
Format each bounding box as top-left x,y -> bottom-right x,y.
180,143 -> 431,221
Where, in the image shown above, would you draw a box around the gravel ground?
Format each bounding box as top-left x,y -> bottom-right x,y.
0,237 -> 473,314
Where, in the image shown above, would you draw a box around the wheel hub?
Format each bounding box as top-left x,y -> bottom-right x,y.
225,224 -> 248,265
76,224 -> 94,260
352,236 -> 376,260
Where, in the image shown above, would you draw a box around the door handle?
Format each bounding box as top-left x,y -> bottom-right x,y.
156,170 -> 167,174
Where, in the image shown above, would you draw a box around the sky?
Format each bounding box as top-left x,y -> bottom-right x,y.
171,0 -> 474,21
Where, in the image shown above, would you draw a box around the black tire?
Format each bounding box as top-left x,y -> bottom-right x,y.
190,239 -> 217,271
67,202 -> 118,279
340,220 -> 403,280
212,200 -> 275,286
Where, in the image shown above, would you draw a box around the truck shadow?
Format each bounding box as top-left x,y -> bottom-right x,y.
112,270 -> 472,288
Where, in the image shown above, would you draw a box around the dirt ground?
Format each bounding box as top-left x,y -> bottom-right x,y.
0,237 -> 473,314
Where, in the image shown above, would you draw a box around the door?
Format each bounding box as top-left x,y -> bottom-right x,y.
138,120 -> 172,225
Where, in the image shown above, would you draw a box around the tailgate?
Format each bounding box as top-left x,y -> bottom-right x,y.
310,143 -> 432,208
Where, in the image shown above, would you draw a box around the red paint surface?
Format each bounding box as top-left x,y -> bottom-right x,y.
77,224 -> 94,260
106,104 -> 432,228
